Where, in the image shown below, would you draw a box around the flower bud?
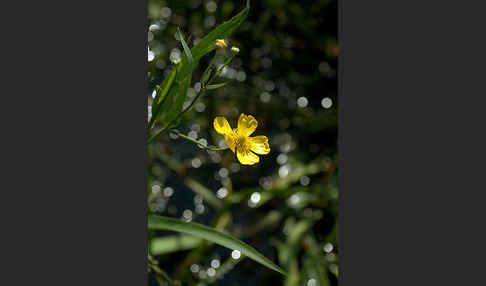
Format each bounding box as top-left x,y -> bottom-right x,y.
215,39 -> 227,49
231,46 -> 240,54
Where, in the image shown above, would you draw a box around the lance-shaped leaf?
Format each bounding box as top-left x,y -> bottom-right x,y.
156,0 -> 250,126
149,69 -> 177,128
178,28 -> 193,73
206,81 -> 231,90
190,0 -> 250,62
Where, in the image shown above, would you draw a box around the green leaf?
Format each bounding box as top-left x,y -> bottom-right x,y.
154,68 -> 177,109
206,81 -> 231,90
177,28 -> 193,73
150,69 -> 177,128
156,0 -> 250,126
148,215 -> 286,276
158,74 -> 191,126
190,0 -> 250,62
200,65 -> 213,86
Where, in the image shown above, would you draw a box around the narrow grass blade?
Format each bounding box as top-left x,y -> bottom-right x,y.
148,215 -> 286,276
150,235 -> 202,255
184,178 -> 222,209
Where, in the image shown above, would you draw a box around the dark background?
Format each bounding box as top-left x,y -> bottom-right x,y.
148,0 -> 338,285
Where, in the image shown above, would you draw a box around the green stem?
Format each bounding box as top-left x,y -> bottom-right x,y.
170,129 -> 228,151
212,54 -> 236,79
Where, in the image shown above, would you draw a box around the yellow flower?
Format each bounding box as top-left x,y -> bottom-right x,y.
214,114 -> 270,165
215,39 -> 228,49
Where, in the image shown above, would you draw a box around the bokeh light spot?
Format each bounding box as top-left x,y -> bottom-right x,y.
321,97 -> 333,108
231,250 -> 241,259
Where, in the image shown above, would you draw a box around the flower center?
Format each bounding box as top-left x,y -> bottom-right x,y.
235,135 -> 249,152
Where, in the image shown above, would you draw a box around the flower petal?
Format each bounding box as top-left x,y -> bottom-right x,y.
213,116 -> 232,135
224,132 -> 236,153
236,149 -> 260,165
237,114 -> 258,136
249,136 -> 270,155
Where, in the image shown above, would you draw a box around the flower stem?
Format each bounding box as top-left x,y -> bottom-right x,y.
169,129 -> 228,151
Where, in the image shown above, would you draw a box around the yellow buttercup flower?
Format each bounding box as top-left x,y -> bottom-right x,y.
214,114 -> 270,165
